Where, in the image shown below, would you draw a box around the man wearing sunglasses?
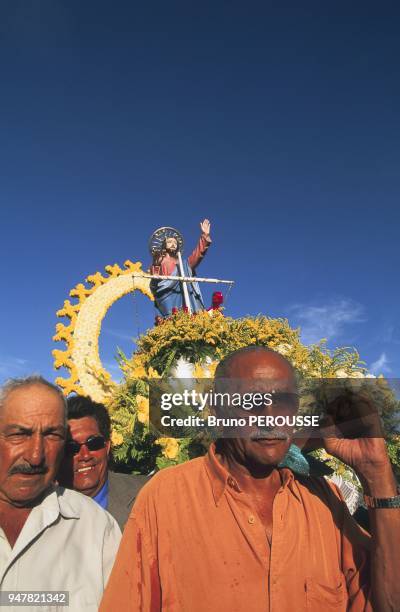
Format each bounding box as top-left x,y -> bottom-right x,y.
58,395 -> 149,530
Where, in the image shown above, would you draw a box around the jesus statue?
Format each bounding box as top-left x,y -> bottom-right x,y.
149,219 -> 211,317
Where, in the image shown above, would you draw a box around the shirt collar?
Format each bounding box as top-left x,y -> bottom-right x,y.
55,487 -> 82,519
27,485 -> 79,522
93,479 -> 109,509
0,486 -> 80,525
204,442 -> 302,506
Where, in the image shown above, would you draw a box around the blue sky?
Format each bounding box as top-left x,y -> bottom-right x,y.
1,2 -> 399,385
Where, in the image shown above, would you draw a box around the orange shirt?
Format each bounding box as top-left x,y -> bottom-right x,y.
100,444 -> 371,612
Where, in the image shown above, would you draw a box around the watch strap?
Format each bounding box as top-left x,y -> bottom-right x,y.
364,486 -> 400,509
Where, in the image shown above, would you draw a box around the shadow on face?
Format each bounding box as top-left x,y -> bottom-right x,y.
58,416 -> 110,498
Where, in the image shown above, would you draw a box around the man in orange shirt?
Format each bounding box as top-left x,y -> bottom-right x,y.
100,347 -> 400,611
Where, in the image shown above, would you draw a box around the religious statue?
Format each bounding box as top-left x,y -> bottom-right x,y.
148,219 -> 212,317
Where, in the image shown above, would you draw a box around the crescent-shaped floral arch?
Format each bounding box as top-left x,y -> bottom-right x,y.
53,260 -> 153,402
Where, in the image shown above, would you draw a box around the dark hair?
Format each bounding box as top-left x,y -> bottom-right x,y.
66,395 -> 111,441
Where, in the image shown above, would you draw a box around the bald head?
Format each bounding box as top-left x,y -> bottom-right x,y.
215,346 -> 296,388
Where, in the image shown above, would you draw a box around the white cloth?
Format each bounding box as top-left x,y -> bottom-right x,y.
0,486 -> 121,612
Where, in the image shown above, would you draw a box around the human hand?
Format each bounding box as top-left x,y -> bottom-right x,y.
320,389 -> 395,494
200,219 -> 211,237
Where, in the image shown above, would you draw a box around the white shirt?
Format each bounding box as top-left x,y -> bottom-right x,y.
0,486 -> 121,612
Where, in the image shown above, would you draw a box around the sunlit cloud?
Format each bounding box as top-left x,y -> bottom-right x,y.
370,352 -> 391,376
288,298 -> 366,345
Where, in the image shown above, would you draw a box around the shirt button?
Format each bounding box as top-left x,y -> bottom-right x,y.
248,515 -> 255,524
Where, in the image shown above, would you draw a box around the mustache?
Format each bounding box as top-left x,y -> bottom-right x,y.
9,463 -> 48,476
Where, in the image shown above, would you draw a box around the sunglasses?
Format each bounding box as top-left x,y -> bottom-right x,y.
65,435 -> 106,456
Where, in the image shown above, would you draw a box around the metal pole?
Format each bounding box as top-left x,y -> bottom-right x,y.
177,252 -> 192,314
136,273 -> 234,285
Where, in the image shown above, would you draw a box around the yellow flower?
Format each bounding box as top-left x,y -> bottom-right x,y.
206,361 -> 219,377
131,365 -> 147,378
156,437 -> 180,460
193,363 -> 205,378
164,439 -> 179,459
136,395 -> 149,424
111,430 -> 124,446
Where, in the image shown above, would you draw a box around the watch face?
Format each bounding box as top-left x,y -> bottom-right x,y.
149,226 -> 184,256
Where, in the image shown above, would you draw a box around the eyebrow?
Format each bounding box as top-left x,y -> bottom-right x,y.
4,425 -> 33,434
43,426 -> 66,434
4,425 -> 65,435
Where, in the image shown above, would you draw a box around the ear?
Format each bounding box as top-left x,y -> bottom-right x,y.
106,440 -> 111,457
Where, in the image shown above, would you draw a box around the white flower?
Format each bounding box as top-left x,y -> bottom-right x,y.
275,343 -> 291,355
170,357 -> 195,378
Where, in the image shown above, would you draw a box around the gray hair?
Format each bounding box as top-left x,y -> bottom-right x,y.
0,375 -> 68,425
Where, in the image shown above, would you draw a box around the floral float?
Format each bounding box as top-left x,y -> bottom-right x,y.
53,262 -> 400,483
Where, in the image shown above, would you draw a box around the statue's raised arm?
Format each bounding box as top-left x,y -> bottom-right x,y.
187,219 -> 212,272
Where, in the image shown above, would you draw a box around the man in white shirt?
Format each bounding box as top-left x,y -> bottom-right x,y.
0,376 -> 121,612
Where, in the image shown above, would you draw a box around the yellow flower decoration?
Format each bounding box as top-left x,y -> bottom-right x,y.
136,395 -> 149,424
111,430 -> 124,446
193,363 -> 205,378
156,437 -> 180,460
132,366 -> 147,378
53,260 -> 154,401
105,312 -> 370,469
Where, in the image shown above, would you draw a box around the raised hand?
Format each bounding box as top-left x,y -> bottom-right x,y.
200,219 -> 211,237
320,389 -> 395,494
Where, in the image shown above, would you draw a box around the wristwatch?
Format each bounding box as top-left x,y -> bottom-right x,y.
364,486 -> 400,509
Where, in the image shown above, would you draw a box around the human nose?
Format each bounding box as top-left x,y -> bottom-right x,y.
24,433 -> 45,466
76,442 -> 92,461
